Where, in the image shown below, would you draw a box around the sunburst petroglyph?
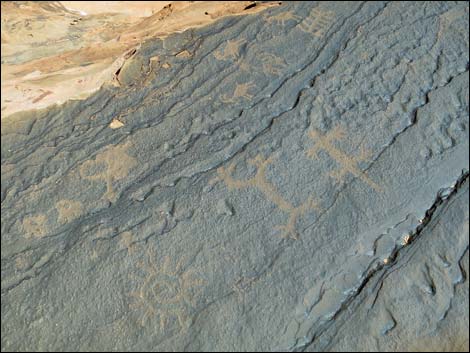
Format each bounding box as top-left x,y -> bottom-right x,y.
130,247 -> 206,331
307,126 -> 382,192
216,154 -> 320,240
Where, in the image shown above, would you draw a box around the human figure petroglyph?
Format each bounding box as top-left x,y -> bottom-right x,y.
306,126 -> 382,192
79,141 -> 137,203
214,38 -> 244,61
216,154 -> 320,240
221,82 -> 256,104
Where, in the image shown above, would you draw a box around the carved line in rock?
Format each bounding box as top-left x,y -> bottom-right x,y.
220,81 -> 256,104
78,141 -> 137,203
214,124 -> 382,240
297,7 -> 336,37
306,126 -> 383,192
55,199 -> 84,224
264,10 -> 302,27
22,214 -> 48,239
129,247 -> 206,331
237,52 -> 287,78
264,6 -> 335,38
215,154 -> 320,240
214,38 -> 245,61
260,52 -> 287,76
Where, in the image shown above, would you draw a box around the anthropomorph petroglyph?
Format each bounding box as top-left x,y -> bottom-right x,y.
297,7 -> 335,37
129,247 -> 206,331
306,126 -> 382,192
216,154 -> 320,240
214,38 -> 244,61
79,141 -> 137,202
221,81 -> 256,104
265,10 -> 302,26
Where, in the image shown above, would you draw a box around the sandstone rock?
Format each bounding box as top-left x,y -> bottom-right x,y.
1,1 -> 468,351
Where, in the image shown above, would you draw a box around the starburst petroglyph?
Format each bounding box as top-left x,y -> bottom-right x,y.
79,141 -> 137,202
221,82 -> 256,104
130,247 -> 206,331
298,7 -> 335,37
214,39 -> 244,61
265,10 -> 302,26
216,154 -> 320,240
306,126 -> 382,192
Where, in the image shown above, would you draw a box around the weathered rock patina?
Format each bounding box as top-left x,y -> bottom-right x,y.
1,1 -> 469,351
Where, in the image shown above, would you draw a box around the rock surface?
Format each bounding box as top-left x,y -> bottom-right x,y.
1,1 -> 277,117
1,1 -> 469,352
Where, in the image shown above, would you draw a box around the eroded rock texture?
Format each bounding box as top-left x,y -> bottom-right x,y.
1,1 -> 469,352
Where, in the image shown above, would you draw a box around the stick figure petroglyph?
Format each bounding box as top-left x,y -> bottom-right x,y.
221,82 -> 256,104
79,141 -> 137,203
265,10 -> 302,26
306,126 -> 382,192
214,39 -> 245,61
216,154 -> 320,240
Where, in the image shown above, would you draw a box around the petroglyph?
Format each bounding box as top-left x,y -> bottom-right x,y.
306,126 -> 382,192
221,82 -> 256,104
237,59 -> 251,73
119,231 -> 137,254
265,10 -> 302,26
260,53 -> 286,76
2,2 -> 469,351
130,247 -> 206,331
22,214 -> 48,239
214,39 -> 244,61
55,199 -> 84,224
79,141 -> 137,202
15,251 -> 34,271
298,7 -> 335,37
216,154 -> 320,239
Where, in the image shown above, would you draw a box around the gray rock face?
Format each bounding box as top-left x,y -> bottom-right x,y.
1,1 -> 469,351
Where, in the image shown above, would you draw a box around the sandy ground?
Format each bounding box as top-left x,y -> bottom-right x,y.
1,1 -> 279,118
